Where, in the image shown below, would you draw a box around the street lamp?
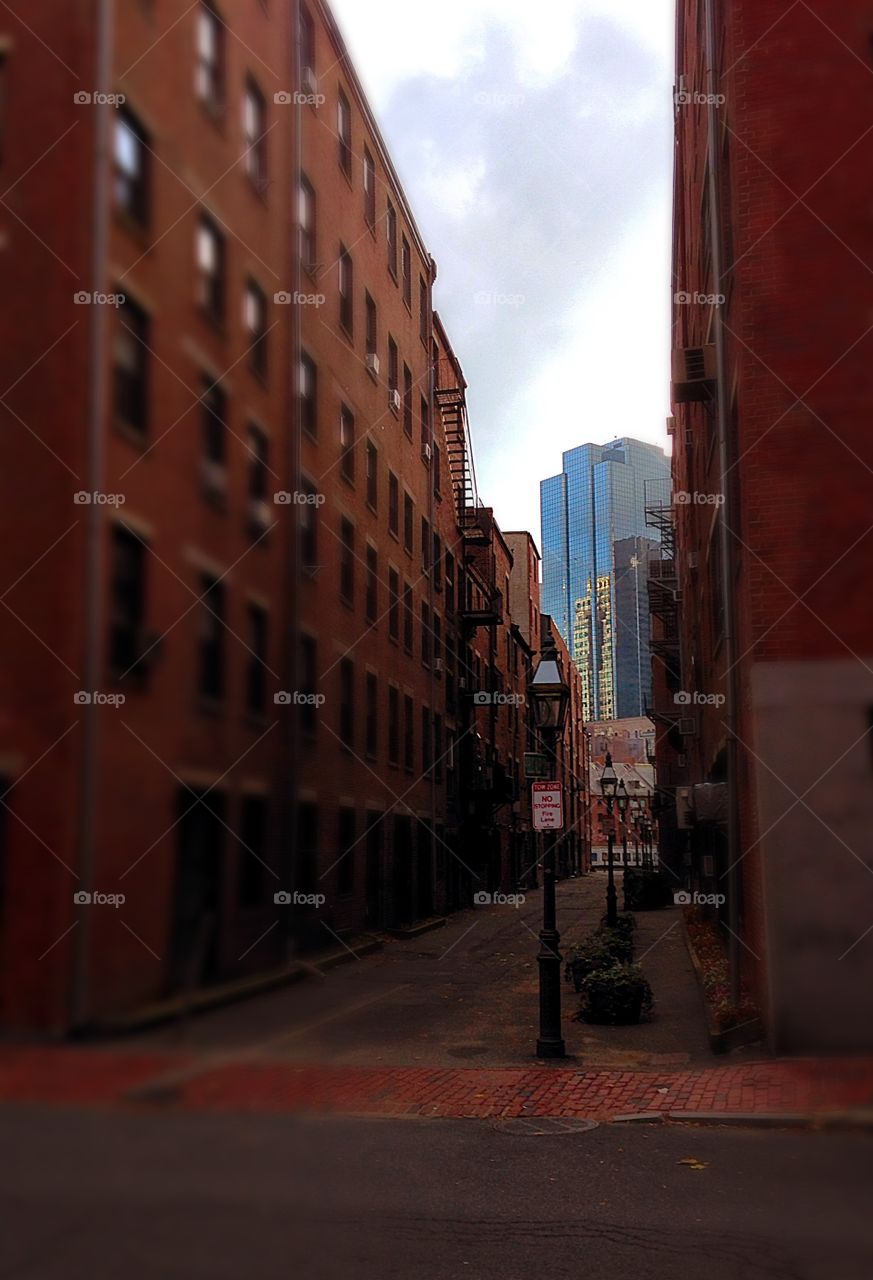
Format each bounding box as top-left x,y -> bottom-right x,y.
600,753 -> 619,927
617,779 -> 628,871
529,636 -> 570,1059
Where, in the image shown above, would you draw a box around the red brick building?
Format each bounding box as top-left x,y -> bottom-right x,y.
0,0 -> 588,1032
663,0 -> 873,1050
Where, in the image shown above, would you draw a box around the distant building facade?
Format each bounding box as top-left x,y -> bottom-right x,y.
541,439 -> 670,721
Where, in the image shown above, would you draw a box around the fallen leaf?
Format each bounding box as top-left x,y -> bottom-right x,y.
677,1158 -> 708,1171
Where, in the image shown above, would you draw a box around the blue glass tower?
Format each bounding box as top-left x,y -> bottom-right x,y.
540,439 -> 671,721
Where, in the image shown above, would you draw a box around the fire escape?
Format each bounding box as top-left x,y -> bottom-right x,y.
645,489 -> 689,788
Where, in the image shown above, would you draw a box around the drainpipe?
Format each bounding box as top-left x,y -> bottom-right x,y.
703,0 -> 741,1005
72,0 -> 113,1029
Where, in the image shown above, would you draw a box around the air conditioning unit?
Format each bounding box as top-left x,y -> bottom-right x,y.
366,353 -> 380,376
201,459 -> 227,499
389,388 -> 401,412
679,716 -> 697,737
302,66 -> 318,96
676,785 -> 694,830
685,429 -> 694,446
666,416 -> 676,437
422,442 -> 432,463
433,658 -> 444,673
687,551 -> 699,570
671,345 -> 716,404
458,676 -> 468,692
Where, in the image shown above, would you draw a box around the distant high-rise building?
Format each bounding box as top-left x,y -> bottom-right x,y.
540,439 -> 670,721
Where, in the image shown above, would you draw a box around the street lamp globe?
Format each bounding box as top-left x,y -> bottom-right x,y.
616,779 -> 628,817
528,637 -> 570,734
599,752 -> 618,800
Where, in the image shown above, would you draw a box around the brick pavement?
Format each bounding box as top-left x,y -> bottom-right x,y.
1,1047 -> 872,1122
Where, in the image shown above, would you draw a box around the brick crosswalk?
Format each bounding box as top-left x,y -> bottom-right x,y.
2,1048 -> 872,1122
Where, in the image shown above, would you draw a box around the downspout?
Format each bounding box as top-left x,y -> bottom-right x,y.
703,0 -> 741,1005
426,258 -> 436,912
72,0 -> 113,1030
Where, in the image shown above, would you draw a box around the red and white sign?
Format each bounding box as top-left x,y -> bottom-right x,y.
532,782 -> 564,831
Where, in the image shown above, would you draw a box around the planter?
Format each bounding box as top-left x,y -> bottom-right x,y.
623,868 -> 674,911
578,962 -> 653,1025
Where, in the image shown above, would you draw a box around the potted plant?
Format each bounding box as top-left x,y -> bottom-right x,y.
578,962 -> 654,1025
563,935 -> 619,992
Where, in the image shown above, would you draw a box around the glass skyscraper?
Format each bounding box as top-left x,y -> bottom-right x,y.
540,439 -> 671,722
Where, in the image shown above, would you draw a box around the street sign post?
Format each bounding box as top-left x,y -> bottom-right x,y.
532,782 -> 564,831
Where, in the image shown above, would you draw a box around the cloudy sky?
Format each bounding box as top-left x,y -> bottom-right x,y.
331,0 -> 675,540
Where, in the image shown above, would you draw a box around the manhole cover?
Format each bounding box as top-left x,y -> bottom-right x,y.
495,1116 -> 599,1136
447,1044 -> 489,1059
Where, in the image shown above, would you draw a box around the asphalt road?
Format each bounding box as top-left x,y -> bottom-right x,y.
1,1107 -> 871,1279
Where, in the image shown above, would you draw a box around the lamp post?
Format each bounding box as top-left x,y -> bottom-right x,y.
600,753 -> 618,927
529,635 -> 570,1059
630,796 -> 641,866
617,779 -> 628,871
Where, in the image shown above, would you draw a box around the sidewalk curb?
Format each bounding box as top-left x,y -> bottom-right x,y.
92,934 -> 384,1037
610,1109 -> 873,1131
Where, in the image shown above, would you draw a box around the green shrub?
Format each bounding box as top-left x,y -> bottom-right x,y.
623,868 -> 674,911
594,924 -> 634,964
578,963 -> 654,1025
599,912 -> 637,941
563,936 -> 619,992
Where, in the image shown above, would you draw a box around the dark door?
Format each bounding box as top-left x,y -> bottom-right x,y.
365,812 -> 384,928
417,821 -> 434,918
392,816 -> 413,926
167,789 -> 225,994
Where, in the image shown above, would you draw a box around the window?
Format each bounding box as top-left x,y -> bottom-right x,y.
202,378 -> 227,467
388,686 -> 400,765
337,807 -> 355,896
337,87 -> 352,177
299,352 -> 317,438
445,551 -> 455,614
196,214 -> 226,324
109,525 -> 147,677
401,235 -> 411,308
114,108 -> 150,226
419,275 -> 428,344
365,292 -> 377,362
338,245 -> 354,336
388,567 -> 399,641
199,574 -> 226,702
340,405 -> 355,483
243,78 -> 267,191
433,443 -> 442,496
299,3 -> 316,75
247,425 -> 268,502
299,634 -> 318,736
238,794 -> 268,907
196,2 -> 225,111
114,296 -> 150,435
388,471 -> 399,537
420,395 -> 431,450
366,440 -> 378,510
388,337 -> 398,401
403,492 -> 413,553
432,534 -> 441,587
340,517 -> 354,605
386,201 -> 398,277
403,364 -> 413,438
365,672 -> 378,758
246,602 -> 268,715
434,715 -> 443,782
339,659 -> 354,750
299,479 -> 318,573
422,707 -> 432,774
244,281 -> 268,378
298,175 -> 316,271
403,581 -> 413,653
421,518 -> 430,573
366,545 -> 378,622
295,802 -> 317,892
404,695 -> 414,772
421,602 -> 431,667
433,612 -> 442,669
363,146 -> 376,230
